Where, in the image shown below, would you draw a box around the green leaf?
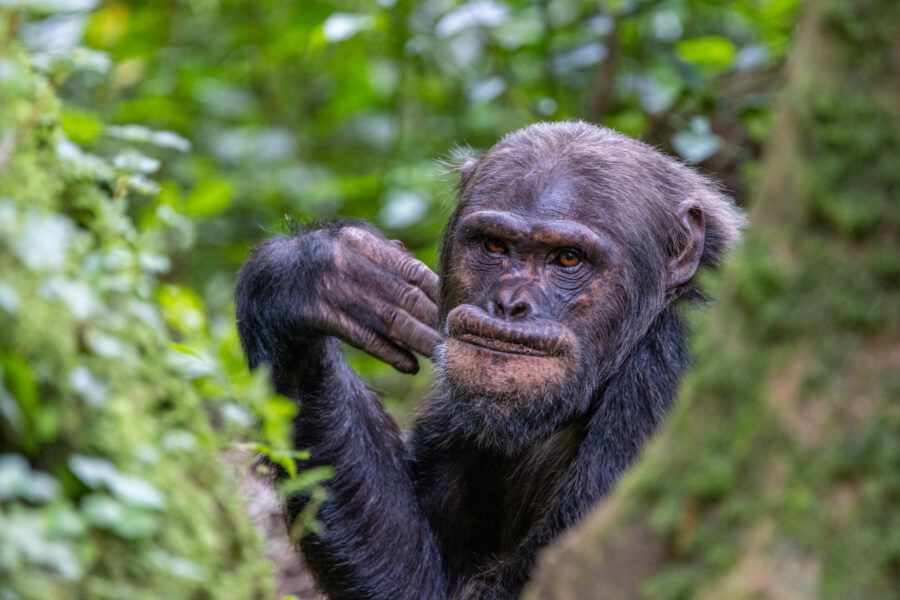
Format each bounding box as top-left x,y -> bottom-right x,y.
81,494 -> 159,538
0,454 -> 30,499
106,125 -> 191,151
157,285 -> 206,334
676,36 -> 735,67
69,455 -> 166,508
61,110 -> 103,145
105,472 -> 166,509
113,148 -> 161,174
69,455 -> 118,487
170,343 -> 203,359
182,178 -> 233,217
1,353 -> 40,448
150,550 -> 206,581
278,465 -> 335,495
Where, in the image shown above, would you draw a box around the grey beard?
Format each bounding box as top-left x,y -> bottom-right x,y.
430,345 -> 599,455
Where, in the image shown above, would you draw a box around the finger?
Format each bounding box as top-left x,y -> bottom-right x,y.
343,230 -> 440,302
386,252 -> 440,304
338,260 -> 435,329
390,280 -> 439,331
331,313 -> 419,374
379,304 -> 442,358
337,266 -> 440,356
416,263 -> 440,304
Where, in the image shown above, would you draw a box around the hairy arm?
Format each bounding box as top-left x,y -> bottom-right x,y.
235,221 -> 446,599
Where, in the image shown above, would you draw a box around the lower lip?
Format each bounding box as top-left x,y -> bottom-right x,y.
453,333 -> 550,357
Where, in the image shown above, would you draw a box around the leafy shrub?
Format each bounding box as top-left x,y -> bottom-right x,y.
0,19 -> 280,600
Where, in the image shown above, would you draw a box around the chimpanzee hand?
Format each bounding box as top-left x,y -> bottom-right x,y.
303,225 -> 441,374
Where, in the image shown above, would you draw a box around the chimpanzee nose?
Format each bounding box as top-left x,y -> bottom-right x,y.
488,287 -> 534,321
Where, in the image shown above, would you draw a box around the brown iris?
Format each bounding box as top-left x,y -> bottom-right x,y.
557,249 -> 581,267
484,238 -> 507,254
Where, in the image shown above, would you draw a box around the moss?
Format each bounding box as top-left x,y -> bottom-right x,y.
801,93 -> 900,241
820,0 -> 900,76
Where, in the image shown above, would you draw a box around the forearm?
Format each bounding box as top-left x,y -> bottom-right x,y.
236,225 -> 446,598
292,340 -> 445,599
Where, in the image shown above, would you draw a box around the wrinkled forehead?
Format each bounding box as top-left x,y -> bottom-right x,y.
459,154 -> 649,239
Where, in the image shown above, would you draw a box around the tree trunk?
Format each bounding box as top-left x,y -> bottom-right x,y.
525,0 -> 900,598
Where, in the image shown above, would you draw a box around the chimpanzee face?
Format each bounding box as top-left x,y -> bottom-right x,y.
437,170 -> 640,411
431,124 -> 716,451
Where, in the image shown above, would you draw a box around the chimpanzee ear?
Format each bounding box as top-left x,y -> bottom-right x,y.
667,202 -> 705,288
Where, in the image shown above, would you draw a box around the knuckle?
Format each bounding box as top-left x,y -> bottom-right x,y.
382,307 -> 399,331
395,280 -> 416,302
360,328 -> 380,348
400,259 -> 419,283
337,226 -> 365,243
390,281 -> 416,300
390,276 -> 410,295
402,289 -> 420,313
404,288 -> 432,319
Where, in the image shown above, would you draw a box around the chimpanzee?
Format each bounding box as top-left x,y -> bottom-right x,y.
235,121 -> 744,599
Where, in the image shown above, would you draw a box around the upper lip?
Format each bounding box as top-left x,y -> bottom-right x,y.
445,305 -> 572,357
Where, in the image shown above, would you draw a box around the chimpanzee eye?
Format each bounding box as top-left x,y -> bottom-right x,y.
484,238 -> 508,255
555,248 -> 581,268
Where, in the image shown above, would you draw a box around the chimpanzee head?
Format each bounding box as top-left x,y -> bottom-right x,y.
432,122 -> 744,452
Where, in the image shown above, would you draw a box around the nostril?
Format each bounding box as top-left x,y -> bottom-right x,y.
509,302 -> 529,318
488,288 -> 533,320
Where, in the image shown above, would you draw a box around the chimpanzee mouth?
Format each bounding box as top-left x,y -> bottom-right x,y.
453,332 -> 549,357
445,305 -> 573,358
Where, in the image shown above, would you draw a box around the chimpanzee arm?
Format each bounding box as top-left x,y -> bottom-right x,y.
235,221 -> 446,599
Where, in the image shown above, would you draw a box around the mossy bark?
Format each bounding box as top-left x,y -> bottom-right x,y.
525,1 -> 900,598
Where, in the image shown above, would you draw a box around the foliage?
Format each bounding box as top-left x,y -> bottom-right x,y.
0,8 -> 303,598
87,0 -> 797,243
